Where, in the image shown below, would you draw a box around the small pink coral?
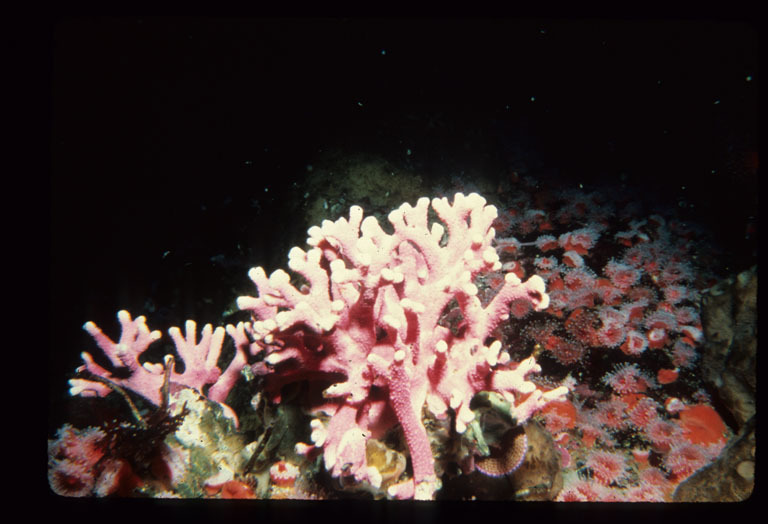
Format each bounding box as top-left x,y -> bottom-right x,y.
71,311 -> 249,426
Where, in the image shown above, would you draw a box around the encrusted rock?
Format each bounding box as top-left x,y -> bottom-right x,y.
166,388 -> 256,497
699,266 -> 756,432
507,420 -> 563,500
736,460 -> 754,481
672,416 -> 755,502
436,420 -> 562,500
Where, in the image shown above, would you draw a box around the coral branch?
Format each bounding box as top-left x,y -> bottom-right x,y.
72,310 -> 247,426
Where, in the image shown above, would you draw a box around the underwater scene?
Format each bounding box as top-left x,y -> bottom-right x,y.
49,18 -> 756,504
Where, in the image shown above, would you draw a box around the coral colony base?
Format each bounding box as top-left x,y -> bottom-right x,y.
49,189 -> 735,501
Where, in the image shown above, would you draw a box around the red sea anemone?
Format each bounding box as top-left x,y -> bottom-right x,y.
620,330 -> 648,356
539,399 -> 578,433
604,260 -> 641,289
663,442 -> 709,481
645,419 -> 681,453
592,399 -> 629,430
586,450 -> 628,486
595,307 -> 629,347
678,404 -> 727,447
602,363 -> 652,395
546,336 -> 586,365
557,479 -> 606,501
657,368 -> 679,385
563,250 -> 585,268
221,480 -> 257,499
48,459 -> 95,497
270,460 -> 301,487
627,397 -> 661,430
559,228 -> 599,255
535,235 -> 559,252
646,327 -> 668,349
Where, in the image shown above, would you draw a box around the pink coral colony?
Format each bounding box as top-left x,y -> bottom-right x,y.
51,186 -> 734,501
